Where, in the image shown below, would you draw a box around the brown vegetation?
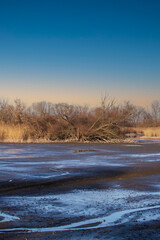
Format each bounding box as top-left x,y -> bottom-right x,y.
0,97 -> 160,142
133,127 -> 160,138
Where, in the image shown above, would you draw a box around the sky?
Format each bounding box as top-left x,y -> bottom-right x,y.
0,0 -> 160,107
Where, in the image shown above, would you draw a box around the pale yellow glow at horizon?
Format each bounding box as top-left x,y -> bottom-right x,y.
0,87 -> 156,108
0,76 -> 158,108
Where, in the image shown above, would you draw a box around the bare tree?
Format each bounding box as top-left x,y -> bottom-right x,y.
31,101 -> 54,117
0,99 -> 8,122
151,101 -> 160,126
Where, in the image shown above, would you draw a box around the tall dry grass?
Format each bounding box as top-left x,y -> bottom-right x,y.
0,124 -> 31,141
135,127 -> 160,137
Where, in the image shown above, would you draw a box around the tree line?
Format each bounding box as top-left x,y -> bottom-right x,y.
0,97 -> 160,141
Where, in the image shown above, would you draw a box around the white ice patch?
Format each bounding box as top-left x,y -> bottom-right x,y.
0,211 -> 20,223
122,152 -> 160,158
1,189 -> 160,233
0,205 -> 160,233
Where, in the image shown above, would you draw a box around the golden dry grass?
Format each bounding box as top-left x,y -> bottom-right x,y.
134,127 -> 160,137
0,124 -> 31,140
1,124 -> 160,141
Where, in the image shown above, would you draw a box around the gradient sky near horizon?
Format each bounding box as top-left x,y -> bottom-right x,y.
0,0 -> 160,107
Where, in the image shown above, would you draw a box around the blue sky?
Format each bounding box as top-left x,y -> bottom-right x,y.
0,0 -> 160,106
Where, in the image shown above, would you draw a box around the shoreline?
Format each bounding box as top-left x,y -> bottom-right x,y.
0,136 -> 160,144
0,138 -> 135,144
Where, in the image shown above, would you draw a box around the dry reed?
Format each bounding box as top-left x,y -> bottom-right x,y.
135,127 -> 160,137
0,124 -> 31,140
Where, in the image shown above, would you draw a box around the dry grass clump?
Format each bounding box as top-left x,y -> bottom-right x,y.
0,124 -> 31,141
143,127 -> 160,137
135,127 -> 160,137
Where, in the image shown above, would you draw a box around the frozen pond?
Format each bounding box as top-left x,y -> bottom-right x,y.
0,142 -> 160,239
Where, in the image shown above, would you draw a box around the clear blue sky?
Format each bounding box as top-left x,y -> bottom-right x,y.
0,0 -> 160,106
